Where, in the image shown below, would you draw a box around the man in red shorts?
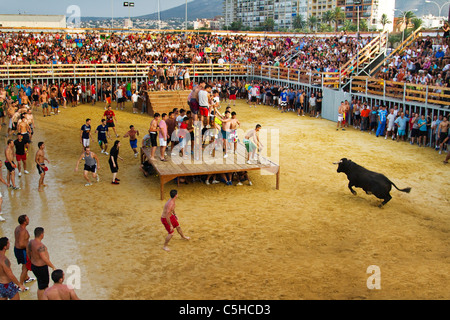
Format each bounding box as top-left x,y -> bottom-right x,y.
14,134 -> 30,177
198,84 -> 212,127
161,190 -> 190,251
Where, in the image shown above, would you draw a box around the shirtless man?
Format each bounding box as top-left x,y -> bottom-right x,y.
149,113 -> 161,161
27,227 -> 56,300
229,111 -> 241,154
24,109 -> 36,141
337,101 -> 345,131
218,110 -> 233,158
5,139 -> 19,190
161,190 -> 190,251
244,124 -> 263,164
0,237 -> 26,300
6,103 -> 17,137
14,215 -> 35,287
123,125 -> 140,157
35,142 -> 50,192
42,269 -> 80,300
17,114 -> 32,144
50,87 -> 59,115
438,116 -> 449,154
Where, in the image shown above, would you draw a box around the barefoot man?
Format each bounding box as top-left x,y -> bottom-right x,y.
161,189 -> 190,251
35,142 -> 50,192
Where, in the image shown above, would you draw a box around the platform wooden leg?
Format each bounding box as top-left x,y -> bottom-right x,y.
276,167 -> 280,190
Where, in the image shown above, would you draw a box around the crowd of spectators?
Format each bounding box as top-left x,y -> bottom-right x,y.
0,31 -> 367,74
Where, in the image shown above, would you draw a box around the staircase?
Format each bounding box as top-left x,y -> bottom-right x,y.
340,30 -> 389,86
147,90 -> 191,116
369,26 -> 423,77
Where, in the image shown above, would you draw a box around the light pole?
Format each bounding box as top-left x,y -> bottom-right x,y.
123,2 -> 134,28
425,0 -> 450,18
354,0 -> 362,39
185,0 -> 188,30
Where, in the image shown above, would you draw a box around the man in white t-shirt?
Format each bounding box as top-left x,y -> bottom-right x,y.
385,108 -> 396,140
131,92 -> 139,114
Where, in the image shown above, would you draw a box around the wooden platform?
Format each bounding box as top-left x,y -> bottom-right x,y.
140,142 -> 280,200
146,90 -> 190,116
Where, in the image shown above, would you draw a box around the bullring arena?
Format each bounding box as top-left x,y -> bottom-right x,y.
1,97 -> 448,300
0,28 -> 449,301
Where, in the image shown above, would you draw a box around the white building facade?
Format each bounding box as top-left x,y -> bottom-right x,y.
0,14 -> 67,30
224,0 -> 308,30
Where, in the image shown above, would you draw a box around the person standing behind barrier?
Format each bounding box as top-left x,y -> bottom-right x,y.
376,105 -> 387,138
27,227 -> 56,300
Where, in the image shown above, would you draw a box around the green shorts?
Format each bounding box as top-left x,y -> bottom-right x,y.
244,139 -> 256,152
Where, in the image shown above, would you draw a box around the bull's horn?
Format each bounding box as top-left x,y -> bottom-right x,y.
333,160 -> 342,164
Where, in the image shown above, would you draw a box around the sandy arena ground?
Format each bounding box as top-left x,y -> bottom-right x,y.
0,97 -> 448,300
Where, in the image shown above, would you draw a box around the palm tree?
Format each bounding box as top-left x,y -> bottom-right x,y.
379,13 -> 391,31
308,15 -> 318,32
397,10 -> 417,31
293,15 -> 306,30
331,7 -> 345,32
411,17 -> 423,31
322,10 -> 334,27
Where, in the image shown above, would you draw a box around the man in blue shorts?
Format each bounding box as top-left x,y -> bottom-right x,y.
123,125 -> 140,158
395,112 -> 409,142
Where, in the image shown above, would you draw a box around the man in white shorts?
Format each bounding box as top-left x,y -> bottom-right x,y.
80,118 -> 93,153
159,113 -> 168,161
385,108 -> 396,140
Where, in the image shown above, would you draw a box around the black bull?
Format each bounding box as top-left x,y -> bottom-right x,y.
334,158 -> 411,207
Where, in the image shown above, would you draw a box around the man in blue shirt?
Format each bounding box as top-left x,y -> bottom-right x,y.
95,119 -> 110,155
280,88 -> 288,113
417,114 -> 428,147
376,105 -> 388,137
287,89 -> 296,112
394,112 -> 409,142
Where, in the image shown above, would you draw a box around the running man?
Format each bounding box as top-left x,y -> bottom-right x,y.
123,125 -> 140,158
95,119 -> 110,155
161,190 -> 190,251
103,105 -> 118,137
75,146 -> 100,186
35,142 -> 50,192
0,237 -> 26,300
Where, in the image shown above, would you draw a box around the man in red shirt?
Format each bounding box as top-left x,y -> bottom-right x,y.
103,106 -> 118,137
90,83 -> 96,105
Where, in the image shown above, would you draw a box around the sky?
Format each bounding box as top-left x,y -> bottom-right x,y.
0,0 -> 193,18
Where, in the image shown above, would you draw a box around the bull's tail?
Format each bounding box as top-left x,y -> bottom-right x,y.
391,181 -> 411,193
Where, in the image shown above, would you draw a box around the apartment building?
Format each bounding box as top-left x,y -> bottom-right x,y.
343,0 -> 395,31
223,0 -> 308,30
